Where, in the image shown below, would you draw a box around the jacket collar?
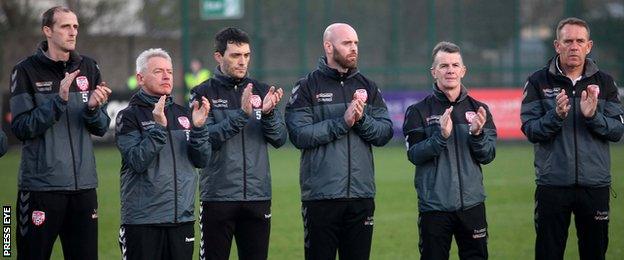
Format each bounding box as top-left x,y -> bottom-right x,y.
35,41 -> 82,71
212,66 -> 249,88
130,88 -> 174,108
548,55 -> 599,79
317,56 -> 359,81
432,83 -> 468,103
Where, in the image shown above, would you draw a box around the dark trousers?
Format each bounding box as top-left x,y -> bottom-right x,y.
16,189 -> 98,260
418,203 -> 488,260
301,198 -> 375,260
118,222 -> 194,260
199,201 -> 271,260
534,185 -> 610,260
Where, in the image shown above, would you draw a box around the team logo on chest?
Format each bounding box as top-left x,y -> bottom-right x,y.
178,116 -> 191,129
465,111 -> 476,123
355,89 -> 368,102
76,76 -> 89,91
250,95 -> 262,108
32,210 -> 46,226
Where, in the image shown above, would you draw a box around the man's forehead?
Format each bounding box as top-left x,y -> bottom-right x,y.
559,24 -> 589,39
225,42 -> 250,53
53,11 -> 78,25
435,52 -> 463,63
325,24 -> 358,42
147,57 -> 172,69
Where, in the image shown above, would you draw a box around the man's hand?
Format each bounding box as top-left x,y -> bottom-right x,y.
440,106 -> 454,138
192,96 -> 211,127
59,70 -> 80,101
87,82 -> 112,109
344,98 -> 365,127
555,89 -> 571,119
469,106 -> 487,135
241,83 -> 253,116
580,84 -> 599,118
262,86 -> 284,114
153,95 -> 167,126
352,92 -> 366,122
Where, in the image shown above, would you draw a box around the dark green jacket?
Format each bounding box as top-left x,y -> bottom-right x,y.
521,57 -> 624,187
285,57 -> 393,201
191,68 -> 287,201
10,41 -> 110,191
403,85 -> 497,212
116,90 -> 211,224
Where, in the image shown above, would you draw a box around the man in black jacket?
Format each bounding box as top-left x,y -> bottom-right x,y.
521,17 -> 624,260
403,42 -> 496,260
116,48 -> 211,260
191,27 -> 287,260
285,23 -> 393,260
9,6 -> 111,259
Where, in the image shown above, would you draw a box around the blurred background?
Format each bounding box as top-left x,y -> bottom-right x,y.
1,0 -> 623,142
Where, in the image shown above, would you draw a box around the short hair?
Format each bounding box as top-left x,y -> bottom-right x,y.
431,41 -> 461,66
42,6 -> 74,28
556,17 -> 590,40
214,27 -> 250,55
136,48 -> 172,74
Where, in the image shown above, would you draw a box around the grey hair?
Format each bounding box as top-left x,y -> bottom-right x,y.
135,48 -> 172,74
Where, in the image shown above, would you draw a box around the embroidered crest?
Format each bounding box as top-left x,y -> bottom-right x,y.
355,89 -> 368,102
76,76 -> 89,91
250,95 -> 262,108
178,116 -> 191,129
32,210 -> 45,226
465,111 -> 476,123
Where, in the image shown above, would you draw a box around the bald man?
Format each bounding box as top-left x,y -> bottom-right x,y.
285,23 -> 393,260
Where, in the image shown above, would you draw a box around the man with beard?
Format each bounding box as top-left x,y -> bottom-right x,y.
285,23 -> 393,260
9,6 -> 112,259
190,27 -> 287,260
521,17 -> 624,260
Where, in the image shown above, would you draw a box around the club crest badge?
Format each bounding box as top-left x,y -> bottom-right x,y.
76,76 -> 89,91
178,116 -> 190,129
250,95 -> 262,108
465,111 -> 476,123
32,210 -> 46,226
355,89 -> 368,102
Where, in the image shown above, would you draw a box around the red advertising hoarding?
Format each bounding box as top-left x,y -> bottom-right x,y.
469,88 -> 525,140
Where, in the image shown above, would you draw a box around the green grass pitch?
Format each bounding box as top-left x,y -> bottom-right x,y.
0,143 -> 622,259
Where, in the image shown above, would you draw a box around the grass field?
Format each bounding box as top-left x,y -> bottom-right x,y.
1,143 -> 623,259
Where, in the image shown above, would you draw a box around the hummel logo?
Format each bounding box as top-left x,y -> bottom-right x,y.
185,237 -> 195,242
264,214 -> 272,219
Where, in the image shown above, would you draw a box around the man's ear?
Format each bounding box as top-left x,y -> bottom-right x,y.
214,52 -> 223,64
42,26 -> 52,38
